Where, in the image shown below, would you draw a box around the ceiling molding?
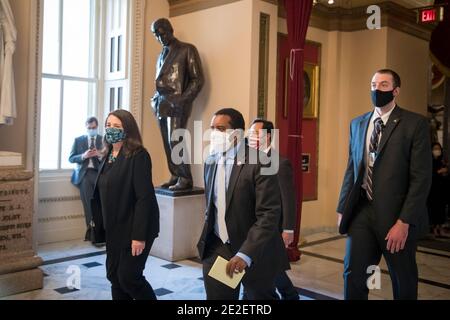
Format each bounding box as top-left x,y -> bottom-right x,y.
279,1 -> 433,41
168,0 -> 432,41
169,0 -> 277,17
261,0 -> 278,5
169,0 -> 242,17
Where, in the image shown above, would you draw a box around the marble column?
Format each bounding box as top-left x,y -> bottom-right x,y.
0,165 -> 43,297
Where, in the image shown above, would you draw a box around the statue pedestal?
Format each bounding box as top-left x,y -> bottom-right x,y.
0,165 -> 43,298
151,187 -> 205,262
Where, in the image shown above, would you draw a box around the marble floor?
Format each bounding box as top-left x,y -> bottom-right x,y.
1,232 -> 449,300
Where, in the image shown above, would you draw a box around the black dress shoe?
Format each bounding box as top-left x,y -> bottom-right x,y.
168,179 -> 193,191
160,176 -> 178,189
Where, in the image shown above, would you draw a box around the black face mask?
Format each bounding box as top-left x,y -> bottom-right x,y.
371,89 -> 395,108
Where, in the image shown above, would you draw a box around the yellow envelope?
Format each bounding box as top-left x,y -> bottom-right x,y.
208,256 -> 245,289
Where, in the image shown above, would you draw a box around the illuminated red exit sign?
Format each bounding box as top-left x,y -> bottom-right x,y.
421,9 -> 436,22
417,6 -> 445,24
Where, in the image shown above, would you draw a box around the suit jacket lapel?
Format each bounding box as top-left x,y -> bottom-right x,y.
206,162 -> 218,212
225,144 -> 247,211
226,161 -> 244,211
156,40 -> 179,80
356,112 -> 372,167
82,136 -> 89,154
377,106 -> 402,156
156,55 -> 164,79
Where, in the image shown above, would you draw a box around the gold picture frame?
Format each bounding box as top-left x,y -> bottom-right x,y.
303,62 -> 320,119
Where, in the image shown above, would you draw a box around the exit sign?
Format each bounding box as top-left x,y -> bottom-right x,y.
417,6 -> 445,24
421,9 -> 436,22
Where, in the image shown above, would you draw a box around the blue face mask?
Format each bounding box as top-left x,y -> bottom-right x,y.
87,128 -> 98,137
105,127 -> 126,144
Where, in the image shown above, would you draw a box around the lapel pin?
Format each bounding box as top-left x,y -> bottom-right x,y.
237,161 -> 243,166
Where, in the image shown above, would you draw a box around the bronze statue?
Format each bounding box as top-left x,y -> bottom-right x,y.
150,18 -> 204,191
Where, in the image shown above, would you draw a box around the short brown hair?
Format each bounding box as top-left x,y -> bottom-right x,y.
251,118 -> 274,133
103,110 -> 144,157
376,69 -> 401,88
85,116 -> 98,126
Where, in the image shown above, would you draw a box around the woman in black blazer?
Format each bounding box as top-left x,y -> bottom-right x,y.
91,109 -> 160,300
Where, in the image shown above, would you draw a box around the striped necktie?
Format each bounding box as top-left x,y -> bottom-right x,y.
90,137 -> 95,149
366,117 -> 384,201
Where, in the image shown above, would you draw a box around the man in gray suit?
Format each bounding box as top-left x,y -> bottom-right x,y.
197,108 -> 289,300
337,69 -> 432,300
69,117 -> 103,240
248,118 -> 299,300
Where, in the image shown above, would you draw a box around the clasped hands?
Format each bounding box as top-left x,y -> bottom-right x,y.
83,149 -> 99,159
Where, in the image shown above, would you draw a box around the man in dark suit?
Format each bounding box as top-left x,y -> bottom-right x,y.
69,117 -> 103,240
197,108 -> 289,300
248,118 -> 299,300
337,69 -> 432,300
150,18 -> 204,191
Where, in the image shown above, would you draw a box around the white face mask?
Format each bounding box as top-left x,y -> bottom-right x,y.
209,129 -> 238,155
87,128 -> 98,137
248,134 -> 268,152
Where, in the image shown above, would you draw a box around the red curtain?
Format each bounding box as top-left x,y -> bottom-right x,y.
430,0 -> 450,76
284,0 -> 313,261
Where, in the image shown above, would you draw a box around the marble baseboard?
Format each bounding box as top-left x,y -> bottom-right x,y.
0,268 -> 43,298
37,225 -> 86,246
299,227 -> 339,238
